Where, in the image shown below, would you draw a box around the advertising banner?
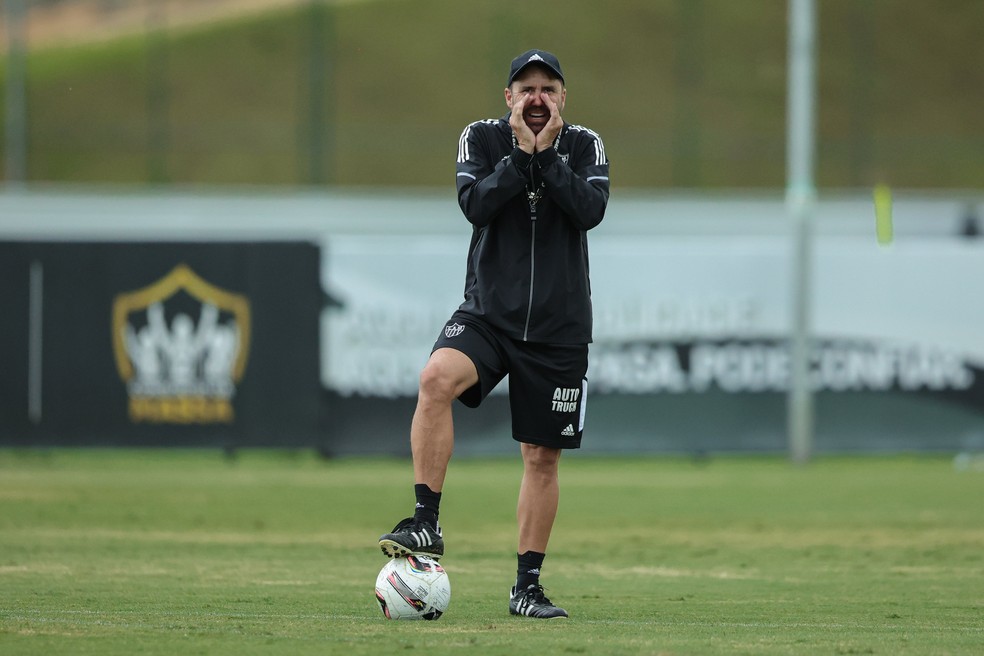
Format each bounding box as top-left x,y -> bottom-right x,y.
321,234 -> 984,454
0,242 -> 322,446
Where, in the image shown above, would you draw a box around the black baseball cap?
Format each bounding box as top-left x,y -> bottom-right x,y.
506,49 -> 565,86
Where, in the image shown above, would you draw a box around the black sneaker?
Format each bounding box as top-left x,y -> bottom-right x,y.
378,517 -> 444,559
509,584 -> 568,618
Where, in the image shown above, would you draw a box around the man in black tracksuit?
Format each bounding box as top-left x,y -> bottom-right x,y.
379,49 -> 610,619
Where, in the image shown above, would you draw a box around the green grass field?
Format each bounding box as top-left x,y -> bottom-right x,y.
1,450 -> 982,655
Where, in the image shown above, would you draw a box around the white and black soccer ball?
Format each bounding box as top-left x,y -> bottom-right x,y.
374,555 -> 451,620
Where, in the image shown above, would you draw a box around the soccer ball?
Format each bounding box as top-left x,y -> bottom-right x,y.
374,555 -> 451,620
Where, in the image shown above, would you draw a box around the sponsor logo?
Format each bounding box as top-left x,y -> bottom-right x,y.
561,424 -> 576,437
444,322 -> 466,339
559,153 -> 569,165
551,386 -> 580,413
111,264 -> 251,424
526,53 -> 545,64
589,339 -> 977,395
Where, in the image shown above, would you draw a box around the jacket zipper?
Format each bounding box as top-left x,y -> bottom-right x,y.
522,201 -> 537,341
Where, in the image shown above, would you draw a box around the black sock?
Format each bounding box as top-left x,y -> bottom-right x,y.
412,483 -> 441,528
516,550 -> 545,591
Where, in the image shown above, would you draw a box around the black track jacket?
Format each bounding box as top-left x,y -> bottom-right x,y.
454,114 -> 610,344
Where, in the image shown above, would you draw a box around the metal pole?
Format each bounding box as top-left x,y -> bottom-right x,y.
307,0 -> 326,185
786,0 -> 817,464
28,260 -> 44,424
302,0 -> 334,185
672,0 -> 704,187
3,0 -> 28,184
146,0 -> 170,183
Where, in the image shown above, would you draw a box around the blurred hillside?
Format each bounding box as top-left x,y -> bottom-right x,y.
2,0 -> 982,189
17,0 -> 309,48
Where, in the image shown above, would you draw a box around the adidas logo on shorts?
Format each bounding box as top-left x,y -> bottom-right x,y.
561,424 -> 575,437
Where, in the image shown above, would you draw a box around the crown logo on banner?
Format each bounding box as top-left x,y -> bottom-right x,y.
111,264 -> 251,424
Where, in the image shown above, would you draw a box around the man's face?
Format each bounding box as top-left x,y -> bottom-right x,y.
505,66 -> 566,135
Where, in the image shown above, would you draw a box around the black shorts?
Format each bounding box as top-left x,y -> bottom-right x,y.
432,312 -> 588,449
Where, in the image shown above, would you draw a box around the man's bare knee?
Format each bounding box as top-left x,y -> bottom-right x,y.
418,349 -> 478,405
418,361 -> 460,406
522,444 -> 562,475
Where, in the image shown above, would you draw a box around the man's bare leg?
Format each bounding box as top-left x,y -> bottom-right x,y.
510,443 -> 568,618
378,348 -> 478,559
410,348 -> 478,492
517,443 -> 562,553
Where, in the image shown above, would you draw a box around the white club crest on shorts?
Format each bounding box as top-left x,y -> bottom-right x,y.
444,323 -> 465,338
